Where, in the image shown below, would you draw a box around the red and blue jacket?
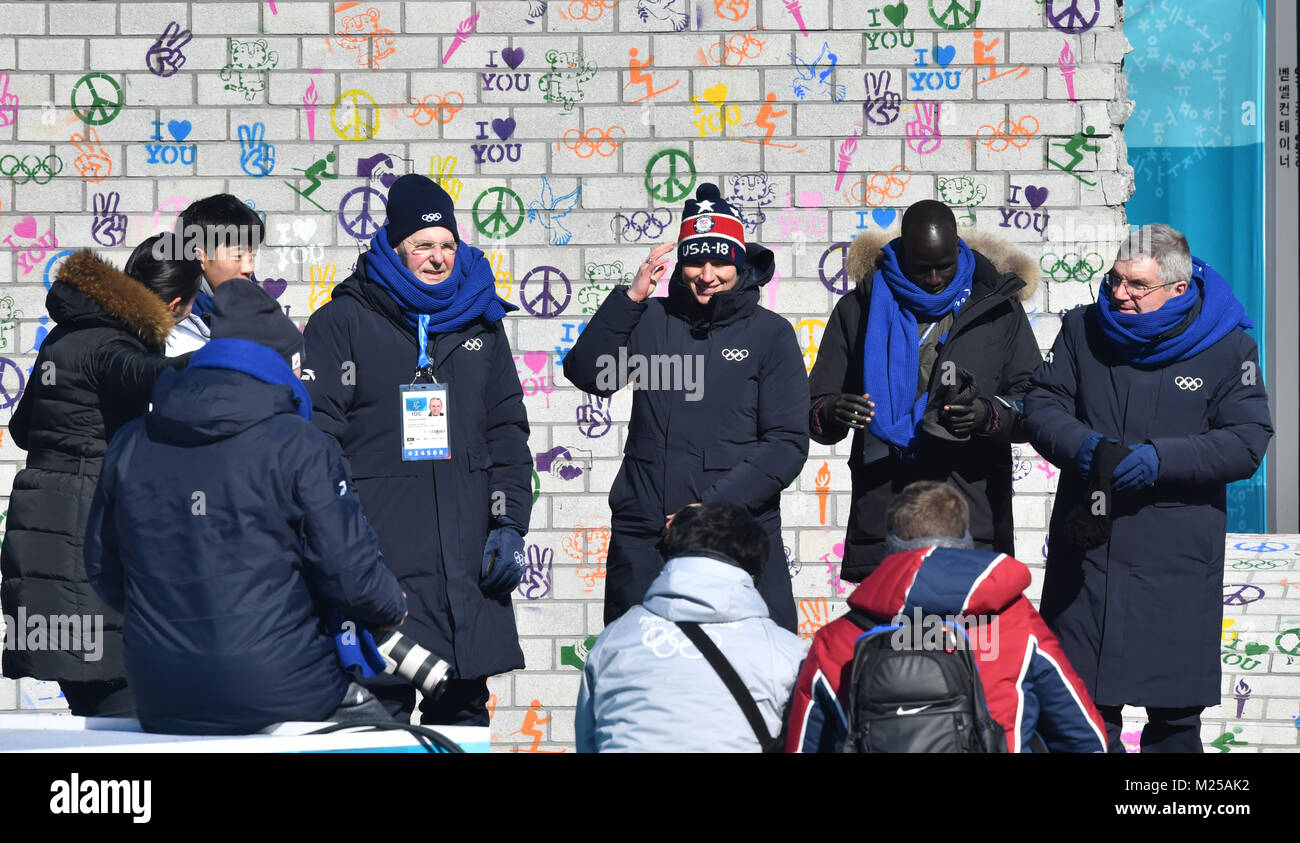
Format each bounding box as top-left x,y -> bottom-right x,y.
785,547 -> 1108,753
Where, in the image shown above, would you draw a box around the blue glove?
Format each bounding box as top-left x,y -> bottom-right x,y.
481,526 -> 526,597
1112,443 -> 1160,492
329,611 -> 387,678
1074,433 -> 1104,481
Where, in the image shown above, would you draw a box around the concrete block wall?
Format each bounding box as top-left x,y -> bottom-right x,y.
0,0 -> 1292,752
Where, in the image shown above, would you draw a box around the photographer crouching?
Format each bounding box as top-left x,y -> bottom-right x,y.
85,279 -> 415,733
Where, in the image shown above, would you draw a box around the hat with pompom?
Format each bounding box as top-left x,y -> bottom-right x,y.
677,182 -> 746,271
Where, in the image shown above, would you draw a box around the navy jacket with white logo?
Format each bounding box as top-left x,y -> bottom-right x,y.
563,243 -> 809,630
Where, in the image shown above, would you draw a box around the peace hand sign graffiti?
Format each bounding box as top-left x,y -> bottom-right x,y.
71,127 -> 113,182
862,71 -> 900,126
147,22 -> 192,78
905,101 -> 942,155
91,191 -> 128,247
238,122 -> 275,177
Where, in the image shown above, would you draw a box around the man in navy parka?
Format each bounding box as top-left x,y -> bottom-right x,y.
85,279 -> 407,734
563,183 -> 809,633
1025,224 -> 1273,753
303,175 -> 532,727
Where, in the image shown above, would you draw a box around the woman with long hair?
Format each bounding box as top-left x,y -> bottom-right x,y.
1,234 -> 199,716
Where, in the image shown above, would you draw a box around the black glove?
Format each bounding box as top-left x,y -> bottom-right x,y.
940,398 -> 992,437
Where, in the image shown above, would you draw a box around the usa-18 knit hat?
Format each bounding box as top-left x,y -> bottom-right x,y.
677,182 -> 746,270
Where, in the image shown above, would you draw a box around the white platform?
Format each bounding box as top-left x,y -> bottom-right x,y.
0,713 -> 489,753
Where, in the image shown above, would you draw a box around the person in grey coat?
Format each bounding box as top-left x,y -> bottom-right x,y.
575,503 -> 807,753
1024,224 -> 1273,753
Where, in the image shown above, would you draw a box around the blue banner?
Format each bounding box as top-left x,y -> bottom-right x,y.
1124,0 -> 1268,530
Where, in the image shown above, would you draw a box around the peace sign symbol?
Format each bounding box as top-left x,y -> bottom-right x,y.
330,88 -> 380,142
1046,0 -> 1100,34
472,186 -> 525,240
1275,628 -> 1300,657
929,0 -> 980,30
818,242 -> 852,295
43,249 -> 76,292
1233,540 -> 1289,553
1222,584 -> 1265,606
519,265 -> 572,319
337,186 -> 387,241
71,73 -> 123,126
0,356 -> 27,410
644,149 -> 697,203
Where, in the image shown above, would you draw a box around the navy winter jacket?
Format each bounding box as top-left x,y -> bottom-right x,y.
303,266 -> 532,680
562,243 -> 809,630
85,366 -> 406,734
1025,302 -> 1273,707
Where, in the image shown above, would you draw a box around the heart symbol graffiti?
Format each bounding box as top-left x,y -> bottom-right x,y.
1244,642 -> 1269,657
491,116 -> 516,141
702,83 -> 729,108
13,216 -> 37,239
1025,185 -> 1049,208
262,277 -> 288,299
167,120 -> 192,143
883,2 -> 909,27
292,218 -> 317,242
872,209 -> 897,228
523,351 -> 548,374
932,45 -> 956,68
502,46 -> 525,70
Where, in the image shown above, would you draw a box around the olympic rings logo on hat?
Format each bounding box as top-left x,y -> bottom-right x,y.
693,216 -> 714,233
422,212 -> 442,222
1174,376 -> 1203,390
722,348 -> 749,361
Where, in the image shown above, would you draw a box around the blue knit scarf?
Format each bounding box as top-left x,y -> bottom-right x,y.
360,226 -> 516,341
189,337 -> 313,420
1094,257 -> 1252,366
862,238 -> 975,450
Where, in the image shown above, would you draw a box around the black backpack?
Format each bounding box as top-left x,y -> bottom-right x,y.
841,608 -> 1008,753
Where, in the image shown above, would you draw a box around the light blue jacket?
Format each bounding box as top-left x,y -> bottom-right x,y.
575,555 -> 807,752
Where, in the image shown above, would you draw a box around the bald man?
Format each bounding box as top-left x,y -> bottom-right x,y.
808,200 -> 1042,581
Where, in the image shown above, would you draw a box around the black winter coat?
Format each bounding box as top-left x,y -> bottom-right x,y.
2,251 -> 182,683
303,267 -> 532,680
808,231 -> 1043,582
562,244 -> 809,629
1024,303 -> 1273,707
84,367 -> 406,734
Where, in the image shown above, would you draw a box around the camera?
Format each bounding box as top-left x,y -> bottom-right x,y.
374,631 -> 454,700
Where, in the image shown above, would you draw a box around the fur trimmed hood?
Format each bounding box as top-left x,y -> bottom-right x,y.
845,228 -> 1039,301
51,250 -> 175,348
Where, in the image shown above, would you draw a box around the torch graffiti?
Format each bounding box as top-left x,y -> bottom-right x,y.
815,461 -> 831,525
1233,679 -> 1251,718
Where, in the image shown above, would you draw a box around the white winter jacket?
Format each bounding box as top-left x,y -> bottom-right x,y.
575,555 -> 807,752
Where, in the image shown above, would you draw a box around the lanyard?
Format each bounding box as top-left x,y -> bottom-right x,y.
413,314 -> 438,385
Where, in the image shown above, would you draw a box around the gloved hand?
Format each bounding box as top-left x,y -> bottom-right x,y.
481,526 -> 526,597
821,393 -> 875,429
940,398 -> 992,437
1112,443 -> 1160,493
1075,432 -> 1104,481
